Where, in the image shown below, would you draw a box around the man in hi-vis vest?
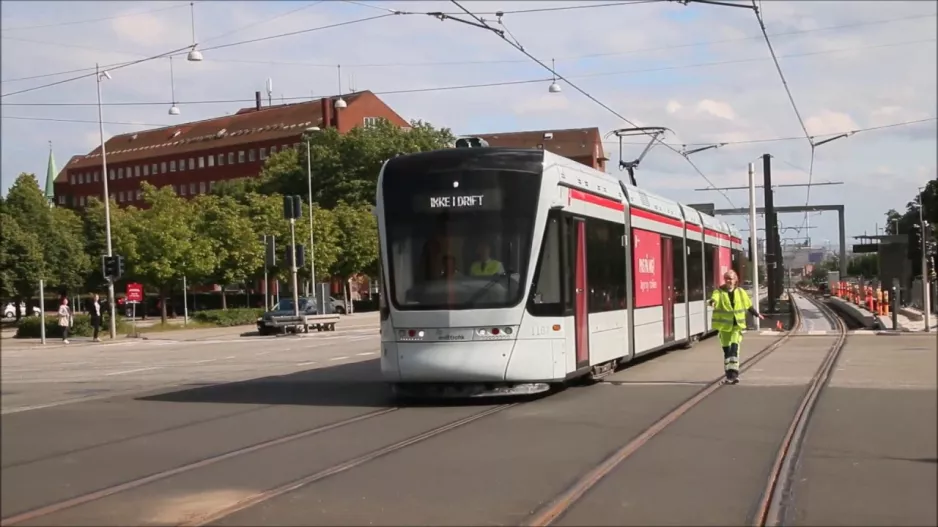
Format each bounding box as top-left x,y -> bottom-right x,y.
469,241 -> 505,277
709,270 -> 764,384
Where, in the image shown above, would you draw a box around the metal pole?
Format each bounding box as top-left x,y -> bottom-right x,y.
762,154 -> 777,312
182,275 -> 189,326
748,163 -> 761,330
918,190 -> 931,332
263,264 -> 269,311
289,218 -> 300,317
306,140 -> 317,299
39,280 -> 46,345
96,64 -> 117,340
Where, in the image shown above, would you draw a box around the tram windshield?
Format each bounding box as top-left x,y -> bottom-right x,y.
381,149 -> 542,311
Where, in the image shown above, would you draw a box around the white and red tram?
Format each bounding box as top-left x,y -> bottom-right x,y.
375,144 -> 745,397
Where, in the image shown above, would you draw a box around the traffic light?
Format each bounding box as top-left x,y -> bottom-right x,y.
263,235 -> 277,267
285,244 -> 305,269
283,195 -> 302,220
101,255 -> 124,280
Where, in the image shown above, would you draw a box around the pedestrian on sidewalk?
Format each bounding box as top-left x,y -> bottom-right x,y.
90,293 -> 102,342
58,297 -> 73,344
709,270 -> 764,384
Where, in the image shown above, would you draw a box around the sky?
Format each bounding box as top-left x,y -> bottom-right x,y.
1,0 -> 936,249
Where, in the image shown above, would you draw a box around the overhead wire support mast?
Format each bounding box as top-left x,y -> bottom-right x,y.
438,0 -> 737,209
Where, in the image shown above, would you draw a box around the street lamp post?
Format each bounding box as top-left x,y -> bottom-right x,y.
96,63 -> 117,340
918,187 -> 931,332
305,127 -> 320,300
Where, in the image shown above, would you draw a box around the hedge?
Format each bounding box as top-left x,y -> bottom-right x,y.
15,313 -> 130,339
192,308 -> 264,327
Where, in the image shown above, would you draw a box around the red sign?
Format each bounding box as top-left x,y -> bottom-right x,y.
717,247 -> 731,283
633,229 -> 662,308
126,283 -> 144,303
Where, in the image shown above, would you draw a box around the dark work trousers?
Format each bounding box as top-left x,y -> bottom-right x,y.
91,315 -> 101,340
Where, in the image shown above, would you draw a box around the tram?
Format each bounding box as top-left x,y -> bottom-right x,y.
375,140 -> 744,397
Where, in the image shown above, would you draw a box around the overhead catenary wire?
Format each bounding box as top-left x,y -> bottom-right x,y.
0,2 -> 190,31
440,0 -> 740,208
4,10 -> 932,83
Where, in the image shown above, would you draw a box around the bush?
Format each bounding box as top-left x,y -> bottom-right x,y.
192,308 -> 264,327
15,313 -> 130,339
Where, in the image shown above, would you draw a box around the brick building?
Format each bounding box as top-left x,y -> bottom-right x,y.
471,127 -> 607,171
54,90 -> 409,208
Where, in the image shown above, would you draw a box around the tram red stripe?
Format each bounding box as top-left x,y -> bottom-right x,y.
629,207 -> 683,229
686,223 -> 702,233
569,189 -> 624,211
705,229 -> 731,241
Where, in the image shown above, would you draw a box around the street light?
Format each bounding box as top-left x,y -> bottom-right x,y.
168,56 -> 181,116
96,63 -> 117,340
548,58 -> 561,93
917,187 -> 931,332
334,65 -> 347,109
305,126 -> 321,302
187,2 -> 203,62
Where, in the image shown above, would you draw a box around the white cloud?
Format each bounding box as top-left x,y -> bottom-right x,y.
1,0 -> 935,245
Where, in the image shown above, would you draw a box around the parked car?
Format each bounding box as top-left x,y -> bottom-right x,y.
3,302 -> 41,318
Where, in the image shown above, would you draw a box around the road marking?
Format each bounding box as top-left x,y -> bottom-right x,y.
329,356 -> 348,361
192,359 -> 217,364
356,352 -> 376,356
297,361 -> 318,366
120,361 -> 142,365
225,356 -> 235,360
105,367 -> 163,376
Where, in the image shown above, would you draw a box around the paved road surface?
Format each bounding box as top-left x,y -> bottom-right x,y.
2,322 -> 934,526
790,290 -> 838,333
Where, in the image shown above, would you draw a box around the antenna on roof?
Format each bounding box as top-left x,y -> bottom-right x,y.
266,78 -> 273,107
603,126 -> 670,187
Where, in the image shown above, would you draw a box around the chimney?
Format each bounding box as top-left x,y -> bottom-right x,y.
320,97 -> 333,129
255,91 -> 262,111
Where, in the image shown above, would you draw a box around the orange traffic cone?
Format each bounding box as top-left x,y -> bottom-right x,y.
776,320 -> 783,331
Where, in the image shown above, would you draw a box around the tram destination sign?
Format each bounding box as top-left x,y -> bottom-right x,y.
413,188 -> 503,213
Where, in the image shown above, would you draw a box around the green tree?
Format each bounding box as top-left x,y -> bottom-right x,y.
260,120 -> 455,208
129,183 -> 217,324
330,201 -> 379,310
0,212 -> 46,317
192,194 -> 261,309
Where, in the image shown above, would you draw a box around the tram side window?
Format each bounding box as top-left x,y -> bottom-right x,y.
673,237 -> 686,304
704,243 -> 716,293
528,212 -> 565,317
732,249 -> 744,280
686,239 -> 704,301
586,218 -> 626,313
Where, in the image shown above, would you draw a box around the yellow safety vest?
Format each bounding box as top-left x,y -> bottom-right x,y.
470,259 -> 502,276
710,287 -> 752,331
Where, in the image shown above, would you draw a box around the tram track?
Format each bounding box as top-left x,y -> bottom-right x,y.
522,290 -> 849,527
1,402 -> 518,526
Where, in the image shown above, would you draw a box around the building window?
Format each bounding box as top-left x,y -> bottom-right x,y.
134,166 -> 140,178
260,147 -> 267,159
294,142 -> 301,150
248,149 -> 256,162
270,145 -> 277,154
58,195 -> 66,205
209,181 -> 216,191
143,165 -> 149,176
199,181 -> 206,194
238,151 -> 245,163
170,160 -> 177,172
189,158 -> 195,170
161,162 -> 167,173
118,191 -> 124,202
198,156 -> 205,168
180,184 -> 187,196
118,167 -> 124,179
136,189 -> 142,200
228,152 -> 235,164
189,183 -> 196,195
152,163 -> 158,175
363,116 -> 382,128
73,174 -> 79,184
94,171 -> 100,182
282,144 -> 289,151
207,155 -> 214,167
109,169 -> 115,180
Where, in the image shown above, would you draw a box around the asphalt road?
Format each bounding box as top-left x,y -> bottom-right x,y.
790,291 -> 838,333
1,323 -> 934,526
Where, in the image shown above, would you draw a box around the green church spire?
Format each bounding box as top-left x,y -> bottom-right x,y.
45,140 -> 56,205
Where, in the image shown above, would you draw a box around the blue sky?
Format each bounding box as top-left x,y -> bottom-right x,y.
1,0 -> 935,248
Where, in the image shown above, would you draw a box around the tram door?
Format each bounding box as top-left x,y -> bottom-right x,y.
573,219 -> 590,368
661,236 -> 675,343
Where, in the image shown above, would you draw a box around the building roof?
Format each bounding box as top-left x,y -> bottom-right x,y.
62,91 -> 370,175
471,127 -> 607,161
45,145 -> 57,199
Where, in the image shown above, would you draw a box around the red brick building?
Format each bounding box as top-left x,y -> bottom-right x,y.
472,127 -> 608,171
54,90 -> 409,208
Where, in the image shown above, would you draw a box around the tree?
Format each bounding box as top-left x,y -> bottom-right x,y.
128,183 -> 217,324
259,120 -> 455,208
330,201 -> 379,311
5,173 -> 90,297
0,213 -> 46,317
192,194 -> 262,309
